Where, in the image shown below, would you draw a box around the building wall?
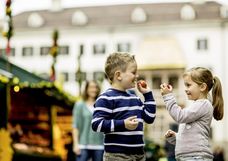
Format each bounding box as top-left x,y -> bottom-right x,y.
0,6 -> 228,146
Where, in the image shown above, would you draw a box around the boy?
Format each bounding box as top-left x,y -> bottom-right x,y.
91,52 -> 156,161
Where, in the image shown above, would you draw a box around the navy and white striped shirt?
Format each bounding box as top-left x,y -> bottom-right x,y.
92,88 -> 156,154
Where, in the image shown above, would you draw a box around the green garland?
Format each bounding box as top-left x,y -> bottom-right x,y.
2,0 -> 13,55
0,76 -> 76,106
49,30 -> 59,81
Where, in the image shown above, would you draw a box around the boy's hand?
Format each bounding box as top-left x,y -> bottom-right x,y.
165,129 -> 176,138
124,116 -> 139,130
137,80 -> 151,94
160,83 -> 172,95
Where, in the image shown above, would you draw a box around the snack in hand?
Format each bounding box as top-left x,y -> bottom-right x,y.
138,80 -> 147,88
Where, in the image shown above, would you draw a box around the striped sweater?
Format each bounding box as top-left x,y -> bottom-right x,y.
92,88 -> 156,154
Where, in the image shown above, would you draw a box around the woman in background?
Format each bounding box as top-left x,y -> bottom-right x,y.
72,80 -> 104,161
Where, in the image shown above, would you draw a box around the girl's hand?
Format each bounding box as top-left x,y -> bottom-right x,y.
160,83 -> 172,95
124,116 -> 139,130
137,80 -> 151,94
165,129 -> 176,138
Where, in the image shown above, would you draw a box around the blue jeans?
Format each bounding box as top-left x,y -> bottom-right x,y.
76,149 -> 104,161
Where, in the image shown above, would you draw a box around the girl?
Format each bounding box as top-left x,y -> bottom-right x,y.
160,67 -> 224,161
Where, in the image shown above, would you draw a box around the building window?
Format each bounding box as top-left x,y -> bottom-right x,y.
79,44 -> 84,56
197,39 -> 208,50
10,48 -> 16,57
220,6 -> 228,18
40,47 -> 50,56
61,72 -> 69,82
75,72 -> 86,82
22,47 -> 33,56
0,49 -> 4,55
93,44 -> 106,54
93,71 -> 105,82
117,43 -> 131,52
168,75 -> 179,89
180,5 -> 196,20
0,48 -> 15,56
27,13 -> 44,28
152,76 -> 161,89
131,7 -> 147,23
72,10 -> 88,26
59,46 -> 69,55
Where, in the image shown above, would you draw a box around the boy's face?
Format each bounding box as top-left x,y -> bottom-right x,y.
119,62 -> 138,90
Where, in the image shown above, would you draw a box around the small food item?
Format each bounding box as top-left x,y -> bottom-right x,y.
138,80 -> 147,88
167,84 -> 172,90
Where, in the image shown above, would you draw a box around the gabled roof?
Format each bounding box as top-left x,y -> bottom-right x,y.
0,69 -> 13,79
0,56 -> 46,83
0,56 -> 75,108
13,1 -> 225,30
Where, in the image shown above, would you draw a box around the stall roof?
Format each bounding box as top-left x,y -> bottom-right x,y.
0,69 -> 13,79
0,56 -> 75,108
0,57 -> 47,83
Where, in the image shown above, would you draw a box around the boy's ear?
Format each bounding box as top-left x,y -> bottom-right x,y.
200,83 -> 207,92
114,70 -> 122,81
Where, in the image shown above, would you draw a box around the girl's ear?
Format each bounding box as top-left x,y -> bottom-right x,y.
200,83 -> 207,92
114,70 -> 122,81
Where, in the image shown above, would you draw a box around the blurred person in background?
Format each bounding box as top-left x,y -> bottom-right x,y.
72,80 -> 104,161
164,123 -> 178,161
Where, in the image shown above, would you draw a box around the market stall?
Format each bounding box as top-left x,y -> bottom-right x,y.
0,57 -> 75,161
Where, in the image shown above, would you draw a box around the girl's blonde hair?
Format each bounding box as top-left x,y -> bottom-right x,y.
183,67 -> 224,120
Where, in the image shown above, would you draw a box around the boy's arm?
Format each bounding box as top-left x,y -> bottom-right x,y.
91,96 -> 125,133
142,91 -> 156,123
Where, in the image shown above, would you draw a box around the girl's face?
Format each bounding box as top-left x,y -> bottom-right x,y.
183,75 -> 206,100
87,81 -> 99,99
119,62 -> 138,90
